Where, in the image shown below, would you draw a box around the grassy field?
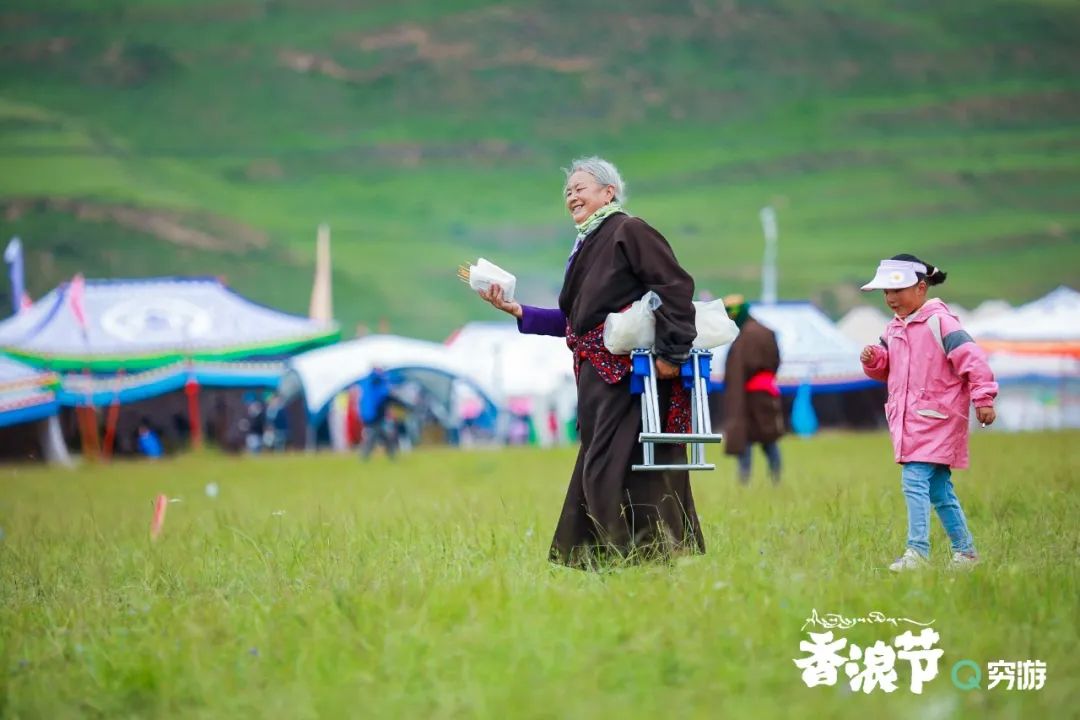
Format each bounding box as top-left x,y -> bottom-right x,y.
1,1 -> 1078,336
1,431 -> 1077,718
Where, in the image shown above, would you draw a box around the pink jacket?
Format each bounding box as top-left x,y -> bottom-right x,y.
861,298 -> 997,469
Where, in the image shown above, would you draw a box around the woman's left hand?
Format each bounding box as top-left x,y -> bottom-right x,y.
975,405 -> 996,427
477,284 -> 523,319
654,358 -> 680,380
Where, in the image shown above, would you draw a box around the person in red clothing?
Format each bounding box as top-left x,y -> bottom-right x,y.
721,294 -> 784,485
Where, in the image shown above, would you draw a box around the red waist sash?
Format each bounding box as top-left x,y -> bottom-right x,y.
565,321 -> 690,434
745,370 -> 780,397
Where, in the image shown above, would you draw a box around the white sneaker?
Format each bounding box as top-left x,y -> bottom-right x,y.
950,551 -> 979,569
889,548 -> 928,572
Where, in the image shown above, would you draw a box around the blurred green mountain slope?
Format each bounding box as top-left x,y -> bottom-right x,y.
1,0 -> 1077,336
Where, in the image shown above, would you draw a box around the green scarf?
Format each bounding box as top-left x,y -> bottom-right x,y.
728,302 -> 751,328
570,202 -> 623,257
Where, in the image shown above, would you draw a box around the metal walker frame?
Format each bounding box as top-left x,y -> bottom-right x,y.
630,348 -> 723,472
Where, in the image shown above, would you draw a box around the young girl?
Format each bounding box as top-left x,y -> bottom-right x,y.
859,254 -> 998,571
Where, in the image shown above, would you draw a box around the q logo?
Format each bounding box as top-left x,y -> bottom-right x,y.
951,660 -> 982,691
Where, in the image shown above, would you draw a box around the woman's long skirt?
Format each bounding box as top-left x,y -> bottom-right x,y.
549,361 -> 706,567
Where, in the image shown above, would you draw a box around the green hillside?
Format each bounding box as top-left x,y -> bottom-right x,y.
1,0 -> 1078,338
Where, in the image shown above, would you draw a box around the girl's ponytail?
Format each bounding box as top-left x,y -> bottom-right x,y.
891,253 -> 947,286
924,264 -> 947,286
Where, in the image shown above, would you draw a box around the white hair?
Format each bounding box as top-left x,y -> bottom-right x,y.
564,156 -> 627,203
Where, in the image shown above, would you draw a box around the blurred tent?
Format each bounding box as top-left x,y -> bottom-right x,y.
837,306 -> 891,348
56,361 -> 284,407
0,277 -> 339,456
966,286 -> 1080,356
0,276 -> 338,371
444,321 -> 577,445
949,303 -> 972,326
966,286 -> 1080,431
281,334 -> 499,447
968,298 -> 1013,324
709,301 -> 885,430
0,355 -> 58,427
445,321 -> 574,398
0,356 -> 69,462
54,360 -> 294,456
712,302 -> 876,393
983,353 -> 1079,431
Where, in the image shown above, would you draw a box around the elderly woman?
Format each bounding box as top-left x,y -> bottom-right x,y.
478,156 -> 705,567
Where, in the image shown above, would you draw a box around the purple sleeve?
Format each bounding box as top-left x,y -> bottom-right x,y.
517,305 -> 567,337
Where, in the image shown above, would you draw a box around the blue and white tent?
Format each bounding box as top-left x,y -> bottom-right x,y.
711,301 -> 877,393
283,334 -> 497,424
0,277 -> 339,372
0,355 -> 58,428
57,360 -> 286,407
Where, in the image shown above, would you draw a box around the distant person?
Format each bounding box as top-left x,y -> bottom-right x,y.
264,396 -> 288,451
477,156 -> 704,567
387,397 -> 413,453
507,411 -> 532,446
546,406 -> 559,446
721,294 -> 784,484
137,420 -> 163,459
358,368 -> 397,460
240,393 -> 266,453
859,254 -> 997,571
346,386 -> 363,446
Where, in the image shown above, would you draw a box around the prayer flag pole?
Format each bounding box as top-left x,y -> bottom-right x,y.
760,206 -> 778,305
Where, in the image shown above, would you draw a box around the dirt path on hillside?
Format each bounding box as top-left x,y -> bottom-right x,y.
2,197 -> 267,253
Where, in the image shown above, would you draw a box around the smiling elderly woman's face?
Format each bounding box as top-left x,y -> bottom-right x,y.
565,170 -> 615,225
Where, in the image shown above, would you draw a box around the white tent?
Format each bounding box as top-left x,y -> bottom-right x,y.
988,353 -> 1079,432
444,322 -> 579,445
712,302 -> 875,391
444,321 -> 574,399
284,334 -> 493,418
967,286 -> 1080,343
968,299 -> 1013,325
966,287 -> 1080,432
837,306 -> 890,348
949,303 -> 971,326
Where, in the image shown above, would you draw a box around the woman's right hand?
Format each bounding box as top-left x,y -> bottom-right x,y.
477,284 -> 523,319
860,345 -> 876,364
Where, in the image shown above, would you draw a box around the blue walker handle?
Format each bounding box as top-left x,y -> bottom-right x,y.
631,350 -> 713,394
679,352 -> 713,390
630,351 -> 651,394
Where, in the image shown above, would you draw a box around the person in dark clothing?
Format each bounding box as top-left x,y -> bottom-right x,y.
478,156 -> 705,568
358,368 -> 397,460
721,294 -> 785,484
240,393 -> 266,453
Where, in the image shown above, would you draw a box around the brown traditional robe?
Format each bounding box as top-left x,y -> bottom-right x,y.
721,317 -> 785,455
552,212 -> 705,566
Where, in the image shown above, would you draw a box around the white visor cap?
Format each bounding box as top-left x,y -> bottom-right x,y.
860,259 -> 927,291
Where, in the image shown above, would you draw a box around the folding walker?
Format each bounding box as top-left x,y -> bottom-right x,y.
630,348 -> 723,472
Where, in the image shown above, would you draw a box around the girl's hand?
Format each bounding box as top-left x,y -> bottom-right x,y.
655,357 -> 680,380
976,406 -> 996,427
860,345 -> 876,364
477,285 -> 523,319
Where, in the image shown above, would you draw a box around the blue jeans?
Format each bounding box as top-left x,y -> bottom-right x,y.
901,462 -> 975,557
738,441 -> 781,483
